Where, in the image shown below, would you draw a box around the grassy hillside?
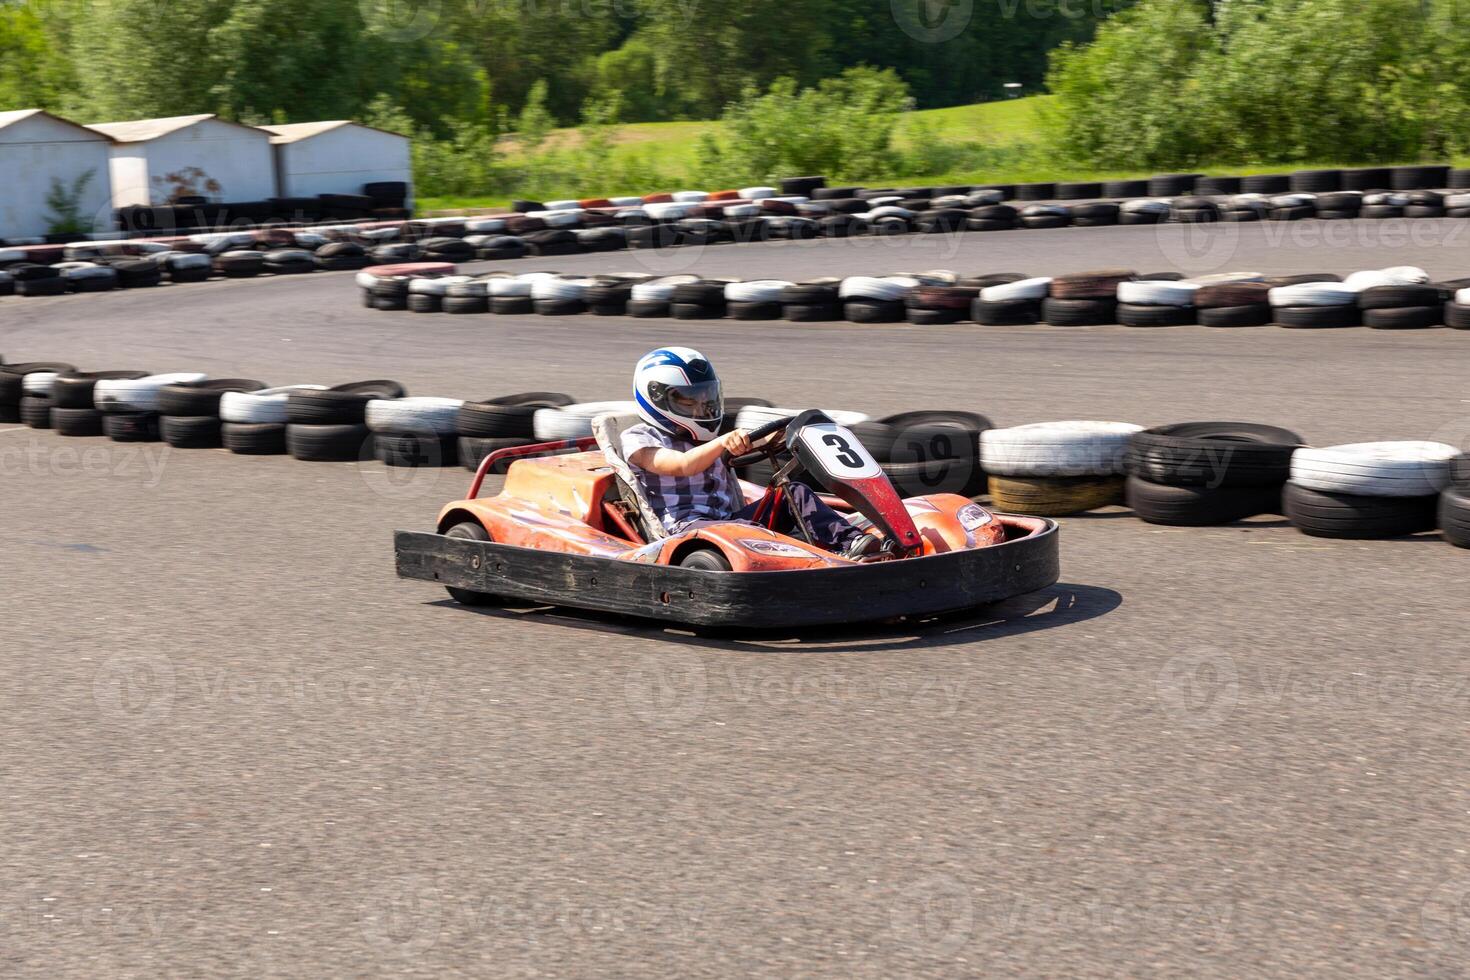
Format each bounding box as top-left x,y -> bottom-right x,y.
420,97 -> 1054,212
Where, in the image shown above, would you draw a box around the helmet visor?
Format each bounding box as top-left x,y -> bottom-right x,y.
652,379 -> 723,422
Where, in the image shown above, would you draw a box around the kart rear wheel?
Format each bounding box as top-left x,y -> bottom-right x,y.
678,548 -> 732,572
443,521 -> 502,606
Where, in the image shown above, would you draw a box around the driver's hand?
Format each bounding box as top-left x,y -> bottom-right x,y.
721,429 -> 753,457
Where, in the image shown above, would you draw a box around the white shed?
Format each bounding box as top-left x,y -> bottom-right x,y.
88,114 -> 276,206
261,121 -> 412,204
0,109 -> 114,241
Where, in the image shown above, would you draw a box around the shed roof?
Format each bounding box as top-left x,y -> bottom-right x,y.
87,113 -> 265,143
0,108 -> 112,140
260,120 -> 408,144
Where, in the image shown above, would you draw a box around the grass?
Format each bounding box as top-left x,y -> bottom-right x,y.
417,94 -> 1470,213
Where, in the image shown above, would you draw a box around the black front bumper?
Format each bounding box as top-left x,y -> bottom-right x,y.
394,523 -> 1060,628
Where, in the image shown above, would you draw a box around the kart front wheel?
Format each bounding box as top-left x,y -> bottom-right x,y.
443,521 -> 502,606
678,547 -> 732,572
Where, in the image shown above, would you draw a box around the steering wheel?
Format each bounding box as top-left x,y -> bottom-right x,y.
726,416 -> 794,470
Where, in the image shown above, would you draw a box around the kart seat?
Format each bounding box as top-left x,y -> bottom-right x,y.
592,413 -> 668,542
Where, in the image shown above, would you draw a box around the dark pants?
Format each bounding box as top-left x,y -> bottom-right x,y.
732,481 -> 863,550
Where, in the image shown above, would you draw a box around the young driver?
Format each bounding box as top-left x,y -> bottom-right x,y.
617,346 -> 880,559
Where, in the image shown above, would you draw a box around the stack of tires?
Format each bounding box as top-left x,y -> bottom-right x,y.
906,285 -> 980,325
780,280 -> 843,322
408,275 -> 470,313
670,281 -> 730,320
724,280 -> 791,321
59,262 -> 120,292
1441,455 -> 1470,547
48,370 -> 146,436
16,369 -> 66,428
879,411 -> 989,498
840,276 -> 915,323
1269,279 -> 1359,329
1196,280 -> 1272,327
366,397 -> 465,467
158,379 -> 268,448
1045,270 -> 1132,326
285,381 -> 406,462
1116,280 -> 1199,327
1126,423 -> 1301,525
11,264 -> 65,297
358,263 -> 456,311
973,277 -> 1049,325
92,372 -> 207,441
1357,283 -> 1445,330
220,385 -> 325,455
1444,287 -> 1470,329
981,421 -> 1141,515
455,392 -> 576,471
1284,442 -> 1459,538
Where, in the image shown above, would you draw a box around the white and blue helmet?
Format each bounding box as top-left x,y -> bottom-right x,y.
633,346 -> 724,442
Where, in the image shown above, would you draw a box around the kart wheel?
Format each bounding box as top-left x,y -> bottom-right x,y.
678,548 -> 732,572
443,522 -> 502,606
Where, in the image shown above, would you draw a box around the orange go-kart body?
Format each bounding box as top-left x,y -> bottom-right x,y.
396,436 -> 1060,628
433,440 -> 1011,571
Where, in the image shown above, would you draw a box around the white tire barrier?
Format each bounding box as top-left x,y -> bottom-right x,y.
94,372 -> 209,412
1268,282 -> 1358,307
725,280 -> 793,303
1117,280 -> 1200,307
839,276 -> 916,301
631,276 -> 699,302
220,385 -> 328,424
1290,442 -> 1460,497
981,277 -> 1052,302
981,421 -> 1143,477
366,397 -> 465,434
533,401 -> 642,440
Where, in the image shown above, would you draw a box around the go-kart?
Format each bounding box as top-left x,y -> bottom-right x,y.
394,409 -> 1059,628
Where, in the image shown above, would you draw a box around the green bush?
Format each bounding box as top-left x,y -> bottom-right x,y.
1045,0 -> 1470,169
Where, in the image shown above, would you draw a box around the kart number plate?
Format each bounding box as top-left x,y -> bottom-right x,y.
800,423 -> 881,479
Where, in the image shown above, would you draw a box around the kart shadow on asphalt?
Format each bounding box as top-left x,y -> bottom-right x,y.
424,581 -> 1122,652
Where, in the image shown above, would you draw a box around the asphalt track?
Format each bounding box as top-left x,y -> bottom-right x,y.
3,221 -> 1470,978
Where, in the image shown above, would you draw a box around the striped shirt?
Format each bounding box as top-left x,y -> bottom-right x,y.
621,423 -> 744,533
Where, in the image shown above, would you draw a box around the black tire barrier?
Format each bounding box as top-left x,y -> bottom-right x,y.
784,302 -> 843,322
161,415 -> 223,448
1363,306 -> 1443,329
157,379 -> 266,416
1195,176 -> 1242,195
1041,297 -> 1115,326
1197,305 -> 1271,327
844,299 -> 905,323
222,422 -> 287,455
52,407 -> 103,437
626,298 -> 669,318
728,301 -> 783,320
1071,202 -> 1119,226
1117,303 -> 1195,327
286,423 -> 371,462
50,371 -> 147,409
459,435 -> 531,472
374,431 -> 459,468
1342,168 -> 1390,191
1126,476 -> 1283,526
103,412 -> 160,442
534,298 -> 585,316
972,297 -> 1041,325
988,475 -> 1126,516
1441,488 -> 1470,547
1241,174 -> 1291,194
1390,165 -> 1450,190
1051,270 -> 1134,300
443,295 -> 490,315
1128,422 -> 1301,487
20,396 -> 52,429
286,381 -> 407,426
1291,169 -> 1341,193
407,293 -> 442,313
1283,483 -> 1438,538
1273,305 -> 1362,329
